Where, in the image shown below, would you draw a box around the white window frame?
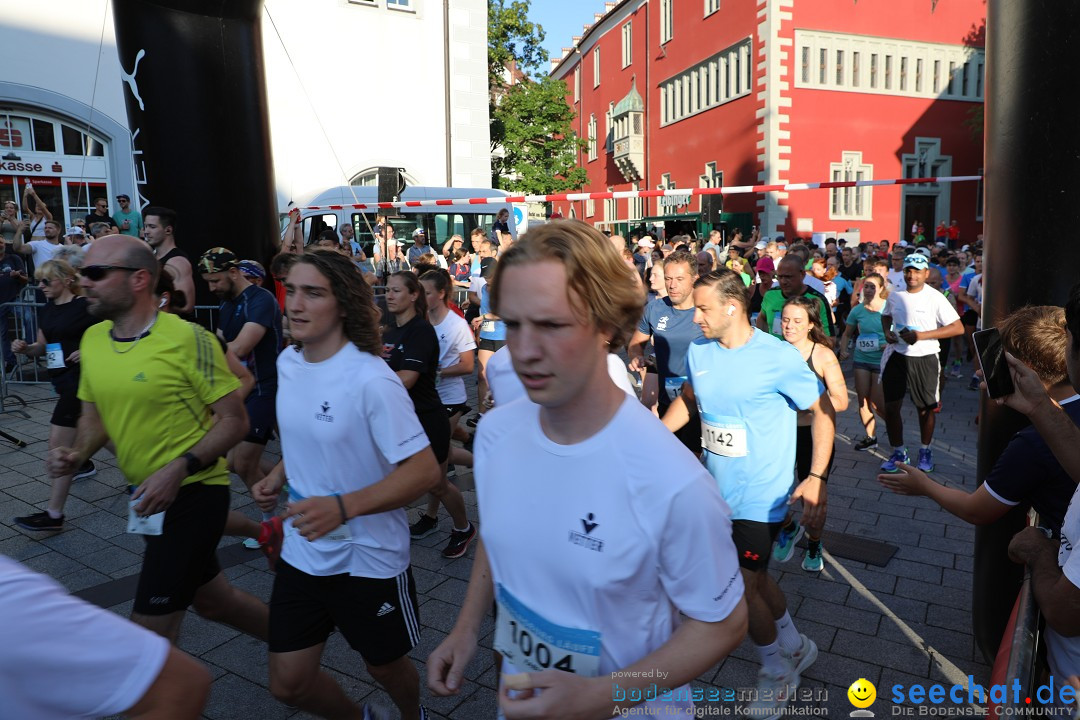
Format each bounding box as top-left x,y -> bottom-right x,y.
828,151 -> 873,221
574,67 -> 580,103
794,30 -> 984,102
586,198 -> 596,218
593,48 -> 601,88
698,162 -> 723,212
660,0 -> 674,45
657,173 -> 674,215
604,188 -> 616,223
605,102 -> 614,153
622,21 -> 633,68
704,0 -> 721,17
386,0 -> 413,10
630,182 -> 644,220
587,114 -> 597,161
658,37 -> 752,127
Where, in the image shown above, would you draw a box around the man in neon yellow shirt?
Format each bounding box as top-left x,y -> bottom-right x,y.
47,234 -> 268,644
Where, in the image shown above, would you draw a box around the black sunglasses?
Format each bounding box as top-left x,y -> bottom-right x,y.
79,265 -> 141,281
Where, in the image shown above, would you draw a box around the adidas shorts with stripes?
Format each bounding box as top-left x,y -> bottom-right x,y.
268,561 -> 421,665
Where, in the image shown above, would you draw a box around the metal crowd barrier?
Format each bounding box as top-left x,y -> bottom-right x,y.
1,299 -> 48,387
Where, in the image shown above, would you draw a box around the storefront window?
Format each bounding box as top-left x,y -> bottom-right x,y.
61,124 -> 105,157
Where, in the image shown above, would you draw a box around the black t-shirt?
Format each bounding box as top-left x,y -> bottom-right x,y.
0,253 -> 26,303
37,296 -> 97,382
218,284 -> 282,396
382,313 -> 442,414
839,260 -> 863,282
83,211 -> 118,229
982,398 -> 1080,536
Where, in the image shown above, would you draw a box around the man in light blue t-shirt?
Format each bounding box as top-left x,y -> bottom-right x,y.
663,268 -> 834,718
113,194 -> 142,238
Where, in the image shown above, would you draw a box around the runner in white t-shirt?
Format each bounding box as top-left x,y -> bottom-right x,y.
253,251 -> 441,720
879,253 -> 963,474
428,220 -> 747,719
0,555 -> 210,719
487,343 -> 635,406
409,268 -> 479,539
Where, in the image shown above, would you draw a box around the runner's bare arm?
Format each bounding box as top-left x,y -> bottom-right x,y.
123,645 -> 211,719
626,329 -> 650,373
48,401 -> 110,477
660,385 -> 693,432
286,447 -> 441,540
227,321 -> 267,359
1008,527 -> 1080,636
165,257 -> 196,314
499,601 -> 748,720
428,538 -> 494,696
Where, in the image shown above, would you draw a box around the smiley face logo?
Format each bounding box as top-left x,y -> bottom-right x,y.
848,678 -> 877,709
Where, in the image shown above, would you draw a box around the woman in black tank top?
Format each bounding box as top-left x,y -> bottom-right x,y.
772,296 -> 848,572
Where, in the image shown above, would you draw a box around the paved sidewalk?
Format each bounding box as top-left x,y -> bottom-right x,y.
0,355 -> 991,719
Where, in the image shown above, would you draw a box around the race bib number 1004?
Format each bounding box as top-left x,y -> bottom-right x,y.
493,584 -> 602,677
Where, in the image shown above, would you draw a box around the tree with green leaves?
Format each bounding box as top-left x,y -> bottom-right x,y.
488,0 -> 587,193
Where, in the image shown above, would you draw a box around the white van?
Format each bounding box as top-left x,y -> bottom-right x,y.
280,185 -> 525,254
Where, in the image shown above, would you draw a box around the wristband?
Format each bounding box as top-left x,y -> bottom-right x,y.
333,493 -> 348,524
808,471 -> 826,482
181,451 -> 202,477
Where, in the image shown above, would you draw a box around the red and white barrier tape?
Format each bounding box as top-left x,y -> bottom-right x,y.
299,175 -> 982,211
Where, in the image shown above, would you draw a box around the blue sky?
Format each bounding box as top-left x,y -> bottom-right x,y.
528,0 -> 607,75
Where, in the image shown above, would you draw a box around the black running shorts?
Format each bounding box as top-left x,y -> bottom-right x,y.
269,561 -> 421,666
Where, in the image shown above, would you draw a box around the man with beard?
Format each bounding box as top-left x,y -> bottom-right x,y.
48,234 -> 268,644
199,248 -> 283,547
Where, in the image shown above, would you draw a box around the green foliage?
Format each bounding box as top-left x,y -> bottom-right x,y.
488,0 -> 547,85
492,75 -> 588,193
488,0 -> 586,193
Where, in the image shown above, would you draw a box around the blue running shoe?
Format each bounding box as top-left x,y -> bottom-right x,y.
917,447 -> 934,472
880,448 -> 909,473
772,521 -> 804,563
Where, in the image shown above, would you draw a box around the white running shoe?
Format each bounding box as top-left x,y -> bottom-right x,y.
742,665 -> 798,720
783,633 -> 819,678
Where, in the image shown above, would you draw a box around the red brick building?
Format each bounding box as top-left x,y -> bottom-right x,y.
549,0 -> 985,245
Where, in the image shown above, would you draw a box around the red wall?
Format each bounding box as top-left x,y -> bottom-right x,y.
550,0 -> 984,240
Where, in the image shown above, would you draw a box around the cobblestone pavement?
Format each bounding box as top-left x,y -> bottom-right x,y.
0,355 -> 990,719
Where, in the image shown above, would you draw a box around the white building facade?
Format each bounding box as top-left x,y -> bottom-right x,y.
0,0 -> 490,224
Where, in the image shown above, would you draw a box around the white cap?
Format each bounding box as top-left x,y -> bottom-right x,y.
637,238 -> 655,249
755,240 -> 767,250
65,226 -> 85,237
412,228 -> 426,238
899,240 -> 909,247
915,247 -> 931,258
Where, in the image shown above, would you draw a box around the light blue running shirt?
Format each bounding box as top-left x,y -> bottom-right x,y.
686,330 -> 824,522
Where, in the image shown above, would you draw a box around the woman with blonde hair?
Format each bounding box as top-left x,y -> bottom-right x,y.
13,259 -> 99,531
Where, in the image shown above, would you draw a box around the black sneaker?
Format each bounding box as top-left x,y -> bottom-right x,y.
854,435 -> 878,452
465,414 -> 479,428
72,460 -> 97,481
442,522 -> 477,559
15,511 -> 64,531
409,512 -> 439,539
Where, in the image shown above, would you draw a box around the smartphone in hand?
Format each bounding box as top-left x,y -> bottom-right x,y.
973,328 -> 1015,399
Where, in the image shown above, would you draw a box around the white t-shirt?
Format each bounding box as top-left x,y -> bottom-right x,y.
1047,482 -> 1080,677
475,396 -> 744,715
433,311 -> 476,405
486,345 -> 635,406
27,239 -> 65,268
276,342 -> 431,578
0,556 -> 170,719
887,268 -> 907,294
803,274 -> 827,296
883,285 -> 960,357
469,275 -> 487,295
